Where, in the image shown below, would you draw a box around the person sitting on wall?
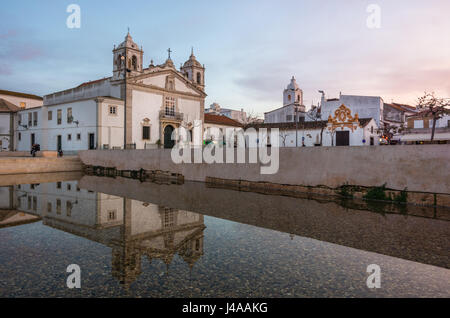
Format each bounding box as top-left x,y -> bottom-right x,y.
30,144 -> 40,157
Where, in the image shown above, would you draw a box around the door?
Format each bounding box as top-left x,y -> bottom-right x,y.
370,137 -> 374,146
57,135 -> 62,151
31,133 -> 35,146
163,125 -> 175,149
88,133 -> 95,150
335,131 -> 350,146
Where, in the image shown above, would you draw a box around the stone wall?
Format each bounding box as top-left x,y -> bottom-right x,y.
0,156 -> 83,175
78,144 -> 450,194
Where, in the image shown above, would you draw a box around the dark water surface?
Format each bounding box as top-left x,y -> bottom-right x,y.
0,173 -> 449,297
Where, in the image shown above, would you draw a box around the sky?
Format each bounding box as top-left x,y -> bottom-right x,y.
0,0 -> 449,116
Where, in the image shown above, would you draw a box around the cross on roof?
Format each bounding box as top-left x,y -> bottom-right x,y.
167,48 -> 172,59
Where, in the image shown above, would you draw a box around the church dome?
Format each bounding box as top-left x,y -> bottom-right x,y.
286,76 -> 300,91
117,32 -> 139,50
183,49 -> 202,68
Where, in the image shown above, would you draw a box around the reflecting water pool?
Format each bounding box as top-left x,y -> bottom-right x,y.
0,173 -> 449,297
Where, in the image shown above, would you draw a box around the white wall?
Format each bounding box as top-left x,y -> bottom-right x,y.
318,95 -> 384,126
132,90 -> 162,148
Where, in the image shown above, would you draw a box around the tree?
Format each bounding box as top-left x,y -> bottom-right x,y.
416,92 -> 450,142
242,109 -> 262,127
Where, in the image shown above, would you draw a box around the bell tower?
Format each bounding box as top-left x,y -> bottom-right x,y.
181,48 -> 205,90
112,31 -> 144,81
283,76 -> 303,106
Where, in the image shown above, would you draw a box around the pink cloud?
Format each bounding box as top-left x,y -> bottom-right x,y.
0,64 -> 13,75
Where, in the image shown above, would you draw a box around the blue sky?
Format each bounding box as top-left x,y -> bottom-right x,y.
1,0 -> 449,115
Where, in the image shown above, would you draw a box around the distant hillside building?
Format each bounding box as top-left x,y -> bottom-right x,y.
205,103 -> 247,123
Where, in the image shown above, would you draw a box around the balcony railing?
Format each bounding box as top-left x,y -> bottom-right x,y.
159,110 -> 183,121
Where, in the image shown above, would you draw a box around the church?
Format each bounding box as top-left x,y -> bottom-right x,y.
16,32 -> 206,152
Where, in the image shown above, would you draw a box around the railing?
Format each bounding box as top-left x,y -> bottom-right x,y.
159,110 -> 183,121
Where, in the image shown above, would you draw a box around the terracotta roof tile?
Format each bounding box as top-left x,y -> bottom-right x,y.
204,113 -> 243,127
0,98 -> 21,113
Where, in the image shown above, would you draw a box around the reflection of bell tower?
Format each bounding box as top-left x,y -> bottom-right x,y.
111,197 -> 141,287
179,230 -> 204,271
111,246 -> 142,287
112,31 -> 144,81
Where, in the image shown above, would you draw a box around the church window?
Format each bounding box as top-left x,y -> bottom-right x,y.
57,109 -> 62,125
28,113 -> 32,126
371,126 -> 374,134
56,199 -> 61,214
298,95 -> 301,102
33,112 -> 38,126
132,55 -> 138,70
128,59 -> 132,69
67,108 -> 73,123
66,201 -> 72,217
18,132 -> 21,141
286,115 -> 292,121
67,134 -> 72,141
164,96 -> 176,116
108,210 -> 116,221
288,95 -> 291,101
47,202 -> 52,213
109,106 -> 117,115
142,126 -> 150,140
196,72 -> 201,84
48,111 -> 52,121
18,114 -> 22,125
77,133 -> 81,140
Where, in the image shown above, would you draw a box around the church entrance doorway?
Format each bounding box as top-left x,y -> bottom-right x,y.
336,131 -> 350,146
88,133 -> 95,150
57,135 -> 61,151
163,125 -> 175,149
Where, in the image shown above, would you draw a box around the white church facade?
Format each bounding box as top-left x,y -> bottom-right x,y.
15,32 -> 207,152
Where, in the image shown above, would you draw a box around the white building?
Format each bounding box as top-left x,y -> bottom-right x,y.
315,92 -> 384,126
15,32 -> 207,152
264,76 -> 305,123
205,103 -> 247,123
254,104 -> 379,147
0,99 -> 20,151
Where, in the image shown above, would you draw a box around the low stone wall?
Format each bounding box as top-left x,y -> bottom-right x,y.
0,156 -> 83,175
79,145 -> 450,195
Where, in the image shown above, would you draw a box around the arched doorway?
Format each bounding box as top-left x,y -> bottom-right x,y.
163,125 -> 175,148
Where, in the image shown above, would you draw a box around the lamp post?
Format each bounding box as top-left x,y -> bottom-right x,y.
294,105 -> 298,147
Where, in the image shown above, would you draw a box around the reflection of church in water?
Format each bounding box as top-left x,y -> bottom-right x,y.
0,181 -> 205,286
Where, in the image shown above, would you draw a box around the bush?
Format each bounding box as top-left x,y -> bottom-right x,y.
363,183 -> 388,201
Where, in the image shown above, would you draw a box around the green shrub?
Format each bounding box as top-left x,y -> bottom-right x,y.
364,183 -> 388,201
